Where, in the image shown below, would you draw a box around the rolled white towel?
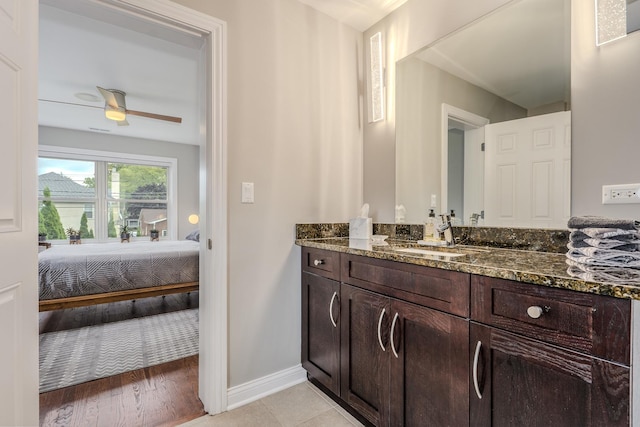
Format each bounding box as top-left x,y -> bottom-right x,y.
570,228 -> 640,240
567,239 -> 640,251
566,248 -> 640,267
568,216 -> 639,230
566,258 -> 640,283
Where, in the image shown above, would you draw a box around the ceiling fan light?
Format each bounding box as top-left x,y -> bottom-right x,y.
105,106 -> 126,122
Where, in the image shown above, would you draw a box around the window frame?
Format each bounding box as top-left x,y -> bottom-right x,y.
39,145 -> 178,242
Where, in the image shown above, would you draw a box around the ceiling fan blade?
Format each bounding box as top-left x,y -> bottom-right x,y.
96,86 -> 120,109
38,99 -> 103,110
126,109 -> 182,124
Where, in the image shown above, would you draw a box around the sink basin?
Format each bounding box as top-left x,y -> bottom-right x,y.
393,248 -> 467,258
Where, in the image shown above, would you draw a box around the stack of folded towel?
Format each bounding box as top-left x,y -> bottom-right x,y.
566,216 -> 640,283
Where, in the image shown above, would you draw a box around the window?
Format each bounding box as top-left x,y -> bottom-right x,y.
38,146 -> 176,242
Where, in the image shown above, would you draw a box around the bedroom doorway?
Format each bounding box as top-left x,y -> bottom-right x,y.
37,0 -> 228,416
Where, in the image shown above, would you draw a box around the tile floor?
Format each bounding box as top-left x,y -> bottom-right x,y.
180,381 -> 364,427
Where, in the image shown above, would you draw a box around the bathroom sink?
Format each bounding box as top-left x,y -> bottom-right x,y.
393,248 -> 467,258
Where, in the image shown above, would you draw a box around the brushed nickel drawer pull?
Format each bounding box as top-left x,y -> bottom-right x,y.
313,259 -> 324,266
473,340 -> 483,399
390,312 -> 400,358
527,305 -> 550,319
377,308 -> 386,352
329,291 -> 338,328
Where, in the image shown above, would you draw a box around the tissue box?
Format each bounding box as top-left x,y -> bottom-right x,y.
349,217 -> 372,240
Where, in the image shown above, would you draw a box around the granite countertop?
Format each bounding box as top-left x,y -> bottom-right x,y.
295,237 -> 640,300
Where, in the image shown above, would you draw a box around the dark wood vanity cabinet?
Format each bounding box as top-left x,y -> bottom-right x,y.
301,247 -> 633,426
301,248 -> 341,395
388,297 -> 469,427
339,283 -> 470,427
339,284 -> 390,425
471,275 -> 631,427
340,254 -> 471,427
469,323 -> 629,427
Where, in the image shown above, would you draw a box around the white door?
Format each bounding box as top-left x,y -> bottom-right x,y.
484,111 -> 571,228
0,1 -> 39,425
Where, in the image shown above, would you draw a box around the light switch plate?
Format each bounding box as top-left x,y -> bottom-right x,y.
241,182 -> 254,203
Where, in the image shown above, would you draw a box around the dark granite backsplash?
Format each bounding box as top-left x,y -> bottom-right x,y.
296,223 -> 569,253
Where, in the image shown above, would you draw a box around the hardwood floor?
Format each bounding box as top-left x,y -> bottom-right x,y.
39,293 -> 204,427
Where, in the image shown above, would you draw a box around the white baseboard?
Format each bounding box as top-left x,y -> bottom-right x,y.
226,364 -> 307,411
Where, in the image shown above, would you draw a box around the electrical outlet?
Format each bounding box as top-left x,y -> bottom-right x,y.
602,183 -> 640,204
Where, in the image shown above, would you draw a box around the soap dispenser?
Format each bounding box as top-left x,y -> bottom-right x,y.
424,209 -> 437,240
450,209 -> 461,226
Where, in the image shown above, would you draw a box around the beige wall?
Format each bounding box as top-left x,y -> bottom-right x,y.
172,0 -> 363,387
571,0 -> 640,218
38,126 -> 199,239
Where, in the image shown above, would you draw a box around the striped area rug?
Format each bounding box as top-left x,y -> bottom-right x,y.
39,308 -> 198,393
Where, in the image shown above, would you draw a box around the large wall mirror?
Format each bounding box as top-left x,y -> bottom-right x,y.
395,0 -> 571,228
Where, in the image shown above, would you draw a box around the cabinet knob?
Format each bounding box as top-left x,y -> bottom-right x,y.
313,259 -> 324,266
527,305 -> 549,319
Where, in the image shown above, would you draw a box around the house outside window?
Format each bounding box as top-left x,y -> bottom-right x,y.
38,146 -> 177,242
38,159 -> 96,240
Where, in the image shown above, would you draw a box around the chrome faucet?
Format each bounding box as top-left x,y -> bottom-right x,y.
438,214 -> 455,246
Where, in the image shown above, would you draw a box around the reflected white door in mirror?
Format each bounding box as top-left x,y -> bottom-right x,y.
441,104 -> 489,228
483,111 -> 571,229
443,106 -> 571,229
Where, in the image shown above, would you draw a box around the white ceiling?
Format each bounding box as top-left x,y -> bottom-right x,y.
297,0 -> 408,31
414,0 -> 570,110
38,1 -> 203,145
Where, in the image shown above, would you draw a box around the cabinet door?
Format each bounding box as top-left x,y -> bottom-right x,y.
341,284 -> 390,426
302,272 -> 341,395
389,299 -> 469,427
470,322 -> 629,427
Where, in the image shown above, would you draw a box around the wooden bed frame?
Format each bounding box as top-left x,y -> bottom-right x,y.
39,281 -> 199,312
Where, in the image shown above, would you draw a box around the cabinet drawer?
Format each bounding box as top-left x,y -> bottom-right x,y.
471,275 -> 631,364
302,247 -> 341,281
341,254 -> 470,317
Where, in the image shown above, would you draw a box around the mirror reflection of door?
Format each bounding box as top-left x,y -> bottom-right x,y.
447,122 -> 485,225
483,111 -> 571,228
443,104 -> 489,226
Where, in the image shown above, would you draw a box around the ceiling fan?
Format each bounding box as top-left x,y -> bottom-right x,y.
38,86 -> 183,127
96,86 -> 182,126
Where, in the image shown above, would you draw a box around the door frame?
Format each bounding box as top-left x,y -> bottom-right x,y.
440,103 -> 489,217
86,0 -> 228,414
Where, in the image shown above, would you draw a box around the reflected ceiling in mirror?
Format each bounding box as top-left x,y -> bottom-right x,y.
395,0 -> 570,229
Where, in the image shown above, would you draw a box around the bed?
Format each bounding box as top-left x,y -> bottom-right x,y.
38,240 -> 199,311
